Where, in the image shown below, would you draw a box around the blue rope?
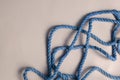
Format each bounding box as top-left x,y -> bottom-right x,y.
23,9 -> 120,80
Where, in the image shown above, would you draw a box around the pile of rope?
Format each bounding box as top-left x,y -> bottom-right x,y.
23,10 -> 120,80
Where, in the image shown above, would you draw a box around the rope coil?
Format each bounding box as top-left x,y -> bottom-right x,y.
23,10 -> 120,80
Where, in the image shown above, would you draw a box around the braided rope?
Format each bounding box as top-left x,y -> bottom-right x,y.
23,9 -> 120,80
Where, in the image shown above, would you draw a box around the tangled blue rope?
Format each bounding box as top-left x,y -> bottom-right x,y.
23,9 -> 120,80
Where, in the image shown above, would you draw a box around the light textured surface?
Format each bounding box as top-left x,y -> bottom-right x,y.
0,0 -> 120,80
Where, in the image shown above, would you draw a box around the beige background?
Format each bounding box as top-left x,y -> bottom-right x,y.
0,0 -> 120,80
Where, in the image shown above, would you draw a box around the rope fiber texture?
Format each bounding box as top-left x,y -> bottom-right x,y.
23,10 -> 120,80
